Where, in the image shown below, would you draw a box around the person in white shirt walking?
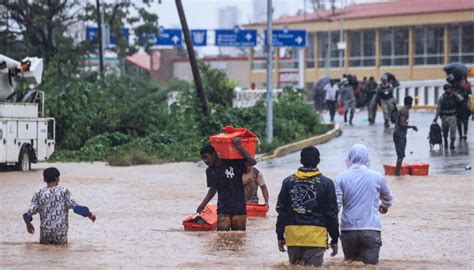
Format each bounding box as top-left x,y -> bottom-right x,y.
334,144 -> 393,265
324,79 -> 339,122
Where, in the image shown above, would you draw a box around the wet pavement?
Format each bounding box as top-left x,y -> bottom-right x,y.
263,110 -> 474,175
0,110 -> 473,269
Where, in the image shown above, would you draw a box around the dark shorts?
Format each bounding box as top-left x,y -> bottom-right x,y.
340,230 -> 382,265
217,214 -> 247,231
287,246 -> 325,267
393,133 -> 407,159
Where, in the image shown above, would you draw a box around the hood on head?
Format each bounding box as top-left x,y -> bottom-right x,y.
345,144 -> 370,168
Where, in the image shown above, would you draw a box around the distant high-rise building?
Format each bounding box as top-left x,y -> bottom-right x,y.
218,6 -> 240,28
252,0 -> 266,23
217,6 -> 241,56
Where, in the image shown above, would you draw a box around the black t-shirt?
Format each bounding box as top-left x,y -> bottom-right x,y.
206,159 -> 247,215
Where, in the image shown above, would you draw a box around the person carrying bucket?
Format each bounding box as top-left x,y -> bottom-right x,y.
197,138 -> 256,231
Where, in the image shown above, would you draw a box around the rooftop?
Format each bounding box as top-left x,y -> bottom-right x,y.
246,0 -> 474,26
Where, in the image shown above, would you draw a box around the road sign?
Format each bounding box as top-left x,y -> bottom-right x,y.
142,28 -> 182,46
154,28 -> 182,46
86,27 -> 129,46
86,27 -> 98,41
110,28 -> 129,45
191,30 -> 207,46
267,29 -> 306,47
215,29 -> 257,47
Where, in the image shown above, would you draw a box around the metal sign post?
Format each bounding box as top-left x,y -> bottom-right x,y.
266,0 -> 273,144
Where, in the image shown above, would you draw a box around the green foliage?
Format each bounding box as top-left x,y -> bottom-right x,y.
199,61 -> 237,108
46,66 -> 326,166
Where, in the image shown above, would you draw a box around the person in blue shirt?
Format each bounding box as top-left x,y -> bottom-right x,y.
334,144 -> 393,265
23,167 -> 96,244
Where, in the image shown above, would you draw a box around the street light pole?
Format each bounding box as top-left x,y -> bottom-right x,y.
96,0 -> 104,73
266,0 -> 273,143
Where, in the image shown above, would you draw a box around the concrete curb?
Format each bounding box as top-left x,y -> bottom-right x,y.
257,123 -> 342,162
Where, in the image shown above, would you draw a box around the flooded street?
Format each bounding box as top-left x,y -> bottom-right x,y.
1,111 -> 473,269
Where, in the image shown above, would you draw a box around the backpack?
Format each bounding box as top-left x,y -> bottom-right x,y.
428,122 -> 443,149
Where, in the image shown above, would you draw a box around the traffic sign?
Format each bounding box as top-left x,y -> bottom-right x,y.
155,28 -> 182,46
215,29 -> 257,47
191,30 -> 207,46
110,28 -> 129,45
86,27 -> 129,46
86,27 -> 99,42
267,29 -> 306,47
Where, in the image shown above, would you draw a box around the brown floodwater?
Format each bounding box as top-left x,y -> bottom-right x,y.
0,162 -> 472,269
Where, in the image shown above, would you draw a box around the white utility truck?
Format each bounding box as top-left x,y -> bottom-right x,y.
0,54 -> 55,171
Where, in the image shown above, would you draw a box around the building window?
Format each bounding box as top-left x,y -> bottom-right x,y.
306,32 -> 315,69
415,25 -> 444,65
381,28 -> 409,66
349,30 -> 375,67
318,31 -> 344,68
279,47 -> 298,70
450,23 -> 474,64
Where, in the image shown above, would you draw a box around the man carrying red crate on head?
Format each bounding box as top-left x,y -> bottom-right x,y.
197,137 -> 257,231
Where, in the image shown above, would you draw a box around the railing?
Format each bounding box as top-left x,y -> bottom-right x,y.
233,80 -> 474,108
232,89 -> 284,108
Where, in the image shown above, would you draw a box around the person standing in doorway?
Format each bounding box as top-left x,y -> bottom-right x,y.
334,144 -> 393,265
393,96 -> 418,175
324,79 -> 339,122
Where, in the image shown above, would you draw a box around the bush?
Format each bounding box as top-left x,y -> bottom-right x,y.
46,66 -> 327,166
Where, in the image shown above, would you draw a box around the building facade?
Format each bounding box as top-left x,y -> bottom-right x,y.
246,0 -> 474,88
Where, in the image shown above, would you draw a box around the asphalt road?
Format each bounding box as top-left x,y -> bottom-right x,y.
261,110 -> 474,176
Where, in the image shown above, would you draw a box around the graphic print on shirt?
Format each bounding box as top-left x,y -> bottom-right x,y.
225,166 -> 235,179
27,186 -> 77,244
290,184 -> 317,214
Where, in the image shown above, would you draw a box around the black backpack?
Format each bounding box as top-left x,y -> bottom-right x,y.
428,122 -> 443,149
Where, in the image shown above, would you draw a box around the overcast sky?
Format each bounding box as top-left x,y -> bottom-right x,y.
143,0 -> 373,55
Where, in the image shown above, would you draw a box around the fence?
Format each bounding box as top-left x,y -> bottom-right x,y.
233,80 -> 474,108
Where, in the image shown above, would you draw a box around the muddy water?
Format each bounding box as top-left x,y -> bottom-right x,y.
0,162 -> 472,269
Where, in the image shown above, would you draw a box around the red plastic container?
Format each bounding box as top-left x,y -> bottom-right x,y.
409,163 -> 430,176
209,126 -> 257,159
246,203 -> 269,217
183,204 -> 217,231
383,164 -> 409,176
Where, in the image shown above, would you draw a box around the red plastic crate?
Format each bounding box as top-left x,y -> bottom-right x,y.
209,126 -> 257,159
409,163 -> 430,176
183,204 -> 217,231
246,203 -> 269,217
383,164 -> 409,176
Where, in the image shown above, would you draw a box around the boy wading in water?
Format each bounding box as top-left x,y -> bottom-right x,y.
242,165 -> 269,205
393,96 -> 418,175
197,137 -> 257,231
23,167 -> 96,244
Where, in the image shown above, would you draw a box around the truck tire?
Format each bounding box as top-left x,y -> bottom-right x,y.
17,148 -> 31,171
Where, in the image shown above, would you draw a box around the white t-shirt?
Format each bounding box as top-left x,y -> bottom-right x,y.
324,84 -> 339,101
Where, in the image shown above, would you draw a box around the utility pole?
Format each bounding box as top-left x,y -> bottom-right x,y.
96,0 -> 104,73
266,0 -> 273,143
175,0 -> 210,118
